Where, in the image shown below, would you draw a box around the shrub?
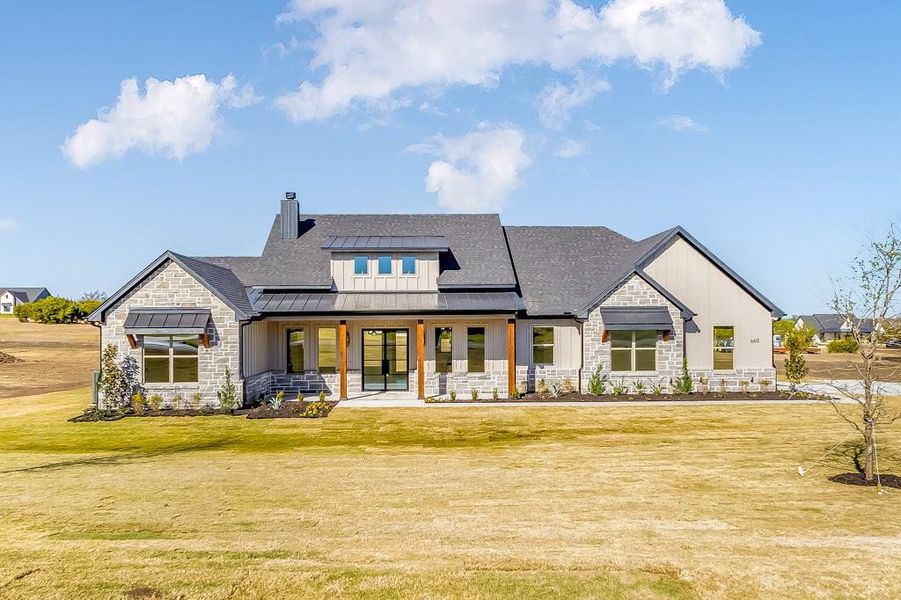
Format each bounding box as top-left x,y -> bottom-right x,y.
587,364 -> 607,396
98,344 -> 130,409
536,378 -> 548,395
698,376 -> 709,393
148,394 -> 162,411
611,380 -> 627,395
719,378 -> 727,393
172,393 -> 185,410
760,378 -> 772,392
13,296 -> 103,324
471,389 -> 479,401
191,392 -> 203,409
130,391 -> 145,413
828,338 -> 859,353
303,395 -> 332,418
739,380 -> 750,393
449,390 -> 457,401
548,380 -> 563,397
633,380 -> 645,395
13,302 -> 33,322
492,387 -> 499,400
562,377 -> 576,395
651,380 -> 665,395
672,358 -> 693,394
217,367 -> 238,411
269,391 -> 285,410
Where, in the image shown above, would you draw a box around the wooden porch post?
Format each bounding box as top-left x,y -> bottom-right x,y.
339,320 -> 348,400
417,320 -> 425,399
507,318 -> 516,398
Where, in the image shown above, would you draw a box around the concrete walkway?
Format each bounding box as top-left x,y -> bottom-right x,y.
779,380 -> 901,397
336,397 -> 833,408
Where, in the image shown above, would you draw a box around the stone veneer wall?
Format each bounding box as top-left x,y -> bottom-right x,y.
687,367 -> 777,393
515,365 -> 581,394
99,260 -> 242,409
424,369 -> 509,398
581,275 -> 684,393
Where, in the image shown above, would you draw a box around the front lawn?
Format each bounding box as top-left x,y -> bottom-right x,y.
0,389 -> 898,599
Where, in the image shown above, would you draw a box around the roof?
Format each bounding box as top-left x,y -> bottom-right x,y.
321,235 -> 449,252
0,287 -> 50,302
88,252 -> 255,322
505,225 -> 783,318
123,308 -> 211,334
250,214 -> 516,289
252,291 -> 525,314
797,314 -> 875,334
599,306 -> 674,331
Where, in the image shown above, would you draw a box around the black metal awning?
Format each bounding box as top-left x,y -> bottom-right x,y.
599,306 -> 674,331
123,308 -> 210,335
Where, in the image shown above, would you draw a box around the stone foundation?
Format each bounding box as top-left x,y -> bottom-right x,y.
689,368 -> 778,393
425,370 -> 509,398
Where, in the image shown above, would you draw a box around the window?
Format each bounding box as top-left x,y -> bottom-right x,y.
287,329 -> 305,373
435,327 -> 453,373
378,255 -> 392,274
354,256 -> 368,275
318,327 -> 337,373
143,335 -> 199,383
401,256 -> 416,275
713,326 -> 734,370
610,330 -> 656,372
532,326 -> 554,365
467,327 -> 485,373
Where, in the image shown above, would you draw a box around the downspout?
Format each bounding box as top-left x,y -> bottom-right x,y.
90,320 -> 102,408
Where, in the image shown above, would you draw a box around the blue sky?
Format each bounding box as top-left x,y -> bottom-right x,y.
1,1 -> 899,315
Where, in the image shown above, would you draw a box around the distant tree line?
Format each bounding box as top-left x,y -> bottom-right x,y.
14,291 -> 106,324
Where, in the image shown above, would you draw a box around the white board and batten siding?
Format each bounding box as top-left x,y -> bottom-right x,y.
330,253 -> 439,291
643,237 -> 773,370
516,319 -> 582,369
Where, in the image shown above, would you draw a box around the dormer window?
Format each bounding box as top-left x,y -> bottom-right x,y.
354,256 -> 368,275
401,256 -> 416,275
378,256 -> 392,274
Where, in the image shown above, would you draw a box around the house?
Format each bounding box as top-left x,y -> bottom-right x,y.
0,287 -> 50,314
88,193 -> 784,406
795,314 -> 876,345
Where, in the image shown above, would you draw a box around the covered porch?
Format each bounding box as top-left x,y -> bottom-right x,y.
241,314 -> 517,403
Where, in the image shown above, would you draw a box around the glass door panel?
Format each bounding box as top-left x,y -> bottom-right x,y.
362,329 -> 409,391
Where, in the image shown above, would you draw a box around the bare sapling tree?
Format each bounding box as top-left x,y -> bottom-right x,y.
828,224 -> 901,482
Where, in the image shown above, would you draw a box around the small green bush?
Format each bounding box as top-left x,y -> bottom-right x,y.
470,389 -> 479,401
492,388 -> 499,400
269,391 -> 285,410
651,380 -> 665,395
611,380 -> 627,395
672,358 -> 693,394
633,380 -> 645,395
148,394 -> 162,411
587,364 -> 607,396
828,338 -> 859,353
449,390 -> 457,401
536,378 -> 548,395
217,367 -> 238,411
130,391 -> 145,413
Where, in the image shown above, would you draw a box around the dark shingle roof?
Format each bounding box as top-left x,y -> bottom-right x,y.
0,287 -> 50,302
798,314 -> 875,334
246,214 -> 516,289
504,226 -> 651,315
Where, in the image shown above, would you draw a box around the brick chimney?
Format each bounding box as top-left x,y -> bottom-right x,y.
280,192 -> 299,239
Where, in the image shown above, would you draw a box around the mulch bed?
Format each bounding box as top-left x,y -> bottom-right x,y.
245,400 -> 338,419
829,472 -> 901,489
0,350 -> 22,363
430,391 -> 823,403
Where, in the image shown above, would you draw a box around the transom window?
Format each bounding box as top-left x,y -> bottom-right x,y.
353,256 -> 368,275
143,335 -> 199,383
713,326 -> 735,370
401,256 -> 416,275
435,327 -> 453,373
467,327 -> 485,373
287,329 -> 305,373
318,327 -> 337,373
610,330 -> 656,372
378,256 -> 392,274
532,326 -> 554,365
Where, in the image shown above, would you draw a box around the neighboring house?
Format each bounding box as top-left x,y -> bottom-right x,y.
795,314 -> 877,345
0,287 -> 50,314
88,194 -> 784,407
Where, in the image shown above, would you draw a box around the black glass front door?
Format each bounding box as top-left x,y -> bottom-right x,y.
362,329 -> 409,391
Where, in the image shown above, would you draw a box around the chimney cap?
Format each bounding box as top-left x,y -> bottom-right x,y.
285,191 -> 296,200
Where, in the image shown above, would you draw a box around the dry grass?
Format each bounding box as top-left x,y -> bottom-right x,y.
0,319 -> 97,399
0,389 -> 899,599
774,347 -> 901,382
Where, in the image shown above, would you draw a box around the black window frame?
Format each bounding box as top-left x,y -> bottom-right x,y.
287,328 -> 305,373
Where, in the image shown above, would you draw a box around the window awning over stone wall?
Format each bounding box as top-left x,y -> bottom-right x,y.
599,307 -> 674,332
123,308 -> 211,334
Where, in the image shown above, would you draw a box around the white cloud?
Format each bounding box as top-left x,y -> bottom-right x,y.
410,125 -> 531,212
276,0 -> 760,122
659,114 -> 710,133
0,217 -> 17,232
554,138 -> 589,158
62,74 -> 260,168
537,75 -> 610,130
